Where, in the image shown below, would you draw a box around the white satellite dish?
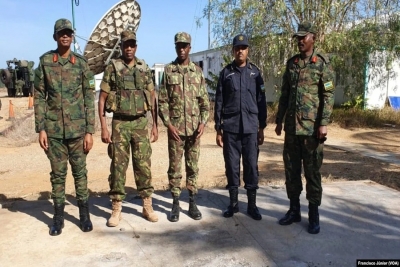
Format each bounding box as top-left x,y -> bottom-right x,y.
83,0 -> 141,75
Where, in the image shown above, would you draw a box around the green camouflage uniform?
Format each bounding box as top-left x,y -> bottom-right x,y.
100,55 -> 155,201
276,49 -> 335,206
15,79 -> 25,97
158,33 -> 210,197
34,50 -> 95,204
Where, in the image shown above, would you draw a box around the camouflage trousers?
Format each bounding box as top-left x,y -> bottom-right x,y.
45,137 -> 89,204
283,133 -> 324,206
168,134 -> 200,197
108,116 -> 154,200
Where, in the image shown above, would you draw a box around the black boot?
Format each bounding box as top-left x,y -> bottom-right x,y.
223,188 -> 239,218
279,198 -> 301,225
50,203 -> 65,236
188,195 -> 202,220
169,196 -> 180,222
308,203 -> 320,234
78,200 -> 93,232
246,189 -> 262,220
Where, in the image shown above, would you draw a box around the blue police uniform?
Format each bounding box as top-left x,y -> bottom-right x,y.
214,56 -> 267,190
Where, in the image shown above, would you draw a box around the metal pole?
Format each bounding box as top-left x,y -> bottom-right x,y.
208,0 -> 211,49
71,0 -> 76,52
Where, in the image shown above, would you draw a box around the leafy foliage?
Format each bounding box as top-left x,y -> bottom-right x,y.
199,0 -> 400,106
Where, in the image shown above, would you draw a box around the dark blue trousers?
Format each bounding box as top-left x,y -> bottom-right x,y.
223,131 -> 259,190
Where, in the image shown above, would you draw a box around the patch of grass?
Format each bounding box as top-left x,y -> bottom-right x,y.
331,107 -> 400,128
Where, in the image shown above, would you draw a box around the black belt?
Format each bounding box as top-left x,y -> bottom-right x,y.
113,114 -> 145,121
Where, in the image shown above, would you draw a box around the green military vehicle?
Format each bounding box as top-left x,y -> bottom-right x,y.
1,58 -> 35,97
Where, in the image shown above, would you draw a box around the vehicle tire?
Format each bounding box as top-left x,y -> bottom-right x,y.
1,69 -> 12,84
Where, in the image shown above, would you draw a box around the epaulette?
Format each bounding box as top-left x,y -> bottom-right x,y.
316,52 -> 330,64
190,61 -> 201,72
287,54 -> 300,65
249,61 -> 261,71
39,50 -> 56,59
72,51 -> 88,62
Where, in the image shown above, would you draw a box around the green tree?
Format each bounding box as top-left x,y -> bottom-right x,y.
199,0 -> 400,104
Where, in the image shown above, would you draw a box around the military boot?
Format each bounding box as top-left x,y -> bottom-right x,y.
279,198 -> 301,225
142,197 -> 158,222
247,189 -> 262,220
78,200 -> 93,232
223,188 -> 239,218
188,194 -> 202,220
308,203 -> 320,234
107,200 -> 122,227
169,196 -> 180,222
50,203 -> 65,236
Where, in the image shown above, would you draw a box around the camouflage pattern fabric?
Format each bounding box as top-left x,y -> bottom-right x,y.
54,18 -> 74,33
158,60 -> 210,136
168,135 -> 200,197
101,57 -> 155,200
15,80 -> 25,96
174,32 -> 191,43
275,50 -> 335,136
108,116 -> 154,200
158,60 -> 209,196
46,137 -> 89,204
283,133 -> 323,205
100,57 -> 153,116
34,50 -> 95,138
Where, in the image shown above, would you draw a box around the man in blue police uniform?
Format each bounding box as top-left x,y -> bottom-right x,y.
214,34 -> 267,220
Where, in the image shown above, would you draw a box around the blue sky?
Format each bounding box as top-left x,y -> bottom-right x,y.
0,0 -> 210,70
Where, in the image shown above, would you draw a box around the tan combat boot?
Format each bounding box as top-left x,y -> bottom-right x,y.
107,200 -> 122,227
142,197 -> 158,222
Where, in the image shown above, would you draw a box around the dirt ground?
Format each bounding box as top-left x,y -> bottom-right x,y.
0,88 -> 399,202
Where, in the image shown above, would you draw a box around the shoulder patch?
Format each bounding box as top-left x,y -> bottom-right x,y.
324,81 -> 334,90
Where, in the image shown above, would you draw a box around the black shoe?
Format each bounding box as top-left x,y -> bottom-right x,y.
50,203 -> 65,236
169,196 -> 180,222
223,188 -> 239,218
247,189 -> 262,220
223,203 -> 239,218
308,203 -> 320,234
279,199 -> 301,225
78,200 -> 93,232
188,195 -> 202,220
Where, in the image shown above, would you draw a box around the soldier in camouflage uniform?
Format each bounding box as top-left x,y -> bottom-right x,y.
214,34 -> 267,221
98,30 -> 159,226
158,32 -> 210,222
275,22 -> 336,234
34,18 -> 95,236
15,79 -> 25,97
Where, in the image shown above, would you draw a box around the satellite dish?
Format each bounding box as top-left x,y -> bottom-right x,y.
83,0 -> 141,75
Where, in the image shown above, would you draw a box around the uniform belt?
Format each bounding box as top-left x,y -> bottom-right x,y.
113,114 -> 145,121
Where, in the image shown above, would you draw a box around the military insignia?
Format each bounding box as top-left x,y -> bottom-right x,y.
324,81 -> 334,90
89,79 -> 95,89
239,35 -> 244,41
260,85 -> 265,92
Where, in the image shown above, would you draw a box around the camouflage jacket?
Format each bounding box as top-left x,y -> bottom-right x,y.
158,59 -> 210,136
34,50 -> 95,139
276,50 -> 335,136
100,56 -> 154,116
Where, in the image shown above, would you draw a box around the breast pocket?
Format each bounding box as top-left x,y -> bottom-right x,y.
167,74 -> 182,99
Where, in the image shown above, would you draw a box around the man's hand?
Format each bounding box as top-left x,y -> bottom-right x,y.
196,122 -> 205,140
150,125 -> 158,143
167,124 -> 181,141
39,130 -> 48,151
216,129 -> 223,148
84,133 -> 93,154
275,123 -> 283,136
258,128 -> 265,145
317,125 -> 327,140
101,128 -> 112,144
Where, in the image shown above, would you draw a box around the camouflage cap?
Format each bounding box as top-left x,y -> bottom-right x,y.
121,30 -> 137,42
293,21 -> 318,37
232,34 -> 249,47
174,32 -> 191,44
54,18 -> 74,34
